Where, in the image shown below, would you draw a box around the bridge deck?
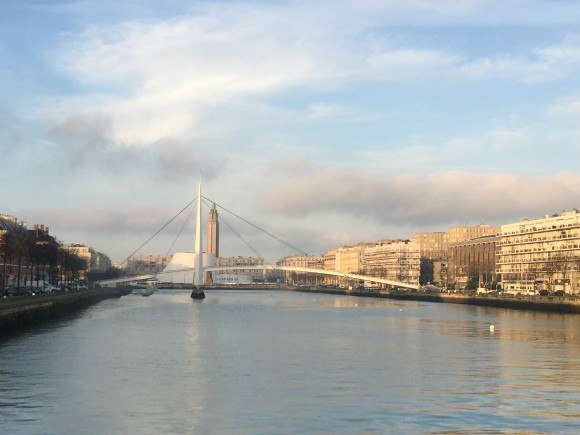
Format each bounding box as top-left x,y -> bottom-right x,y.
97,265 -> 419,290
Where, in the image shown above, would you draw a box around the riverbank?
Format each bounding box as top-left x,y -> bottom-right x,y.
298,287 -> 580,314
0,287 -> 133,330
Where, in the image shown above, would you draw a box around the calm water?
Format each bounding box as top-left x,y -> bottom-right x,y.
0,290 -> 579,434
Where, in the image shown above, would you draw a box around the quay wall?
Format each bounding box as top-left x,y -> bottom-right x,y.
299,287 -> 580,314
0,288 -> 132,331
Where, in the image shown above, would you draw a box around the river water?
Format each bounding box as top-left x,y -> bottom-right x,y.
0,290 -> 579,434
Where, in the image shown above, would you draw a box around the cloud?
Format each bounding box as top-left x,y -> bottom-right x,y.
460,37 -> 580,83
48,4 -> 462,145
349,0 -> 580,25
359,127 -> 528,172
259,169 -> 580,227
46,113 -> 222,181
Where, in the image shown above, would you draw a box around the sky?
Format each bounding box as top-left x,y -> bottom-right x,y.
2,0 -> 580,264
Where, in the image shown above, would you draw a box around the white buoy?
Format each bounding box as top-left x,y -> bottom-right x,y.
355,303 -> 358,307
490,325 -> 495,332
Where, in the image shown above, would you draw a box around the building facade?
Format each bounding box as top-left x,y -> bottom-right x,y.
216,256 -> 265,282
127,254 -> 172,275
432,260 -> 448,288
322,243 -> 374,286
448,235 -> 499,290
496,210 -> 580,294
414,232 -> 449,260
65,244 -> 112,275
276,254 -> 324,285
448,224 -> 500,244
361,240 -> 420,286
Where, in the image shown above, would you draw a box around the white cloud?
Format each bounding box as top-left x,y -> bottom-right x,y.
49,4 -> 461,145
359,127 -> 528,172
259,169 -> 580,228
460,37 -> 580,83
40,2 -> 580,150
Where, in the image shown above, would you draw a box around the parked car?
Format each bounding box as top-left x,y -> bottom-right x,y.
553,290 -> 565,296
538,290 -> 549,296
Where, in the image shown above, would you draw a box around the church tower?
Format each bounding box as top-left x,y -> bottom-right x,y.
207,202 -> 219,257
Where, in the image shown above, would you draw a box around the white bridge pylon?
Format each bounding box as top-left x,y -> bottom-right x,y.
97,265 -> 419,290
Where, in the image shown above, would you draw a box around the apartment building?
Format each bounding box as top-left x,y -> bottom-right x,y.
448,224 -> 499,244
127,254 -> 172,275
216,256 -> 265,282
361,239 -> 420,286
414,232 -> 449,260
276,254 -> 324,285
496,210 -> 580,294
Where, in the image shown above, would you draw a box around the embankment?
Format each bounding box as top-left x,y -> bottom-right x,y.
299,287 -> 580,314
0,287 -> 132,330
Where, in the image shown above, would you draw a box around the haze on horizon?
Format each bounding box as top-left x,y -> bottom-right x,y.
2,0 -> 580,263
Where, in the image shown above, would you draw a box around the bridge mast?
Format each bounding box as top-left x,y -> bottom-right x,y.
191,177 -> 205,299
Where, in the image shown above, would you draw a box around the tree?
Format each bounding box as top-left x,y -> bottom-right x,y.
0,231 -> 19,293
553,252 -> 574,294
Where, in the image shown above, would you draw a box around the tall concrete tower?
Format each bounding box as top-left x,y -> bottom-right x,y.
207,202 -> 219,257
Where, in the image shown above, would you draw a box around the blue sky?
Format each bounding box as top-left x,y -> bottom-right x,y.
2,0 -> 580,263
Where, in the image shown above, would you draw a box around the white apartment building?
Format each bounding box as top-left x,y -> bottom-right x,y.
216,256 -> 265,282
361,240 -> 420,286
127,255 -> 172,275
497,210 -> 580,294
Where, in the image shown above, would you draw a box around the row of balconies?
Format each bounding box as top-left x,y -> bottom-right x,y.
500,244 -> 580,255
497,257 -> 580,265
498,233 -> 580,246
503,221 -> 580,236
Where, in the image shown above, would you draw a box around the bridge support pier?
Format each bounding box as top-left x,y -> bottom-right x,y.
190,287 -> 205,299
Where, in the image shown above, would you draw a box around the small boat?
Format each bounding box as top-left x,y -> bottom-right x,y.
141,279 -> 158,297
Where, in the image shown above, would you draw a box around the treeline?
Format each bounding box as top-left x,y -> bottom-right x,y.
0,226 -> 114,292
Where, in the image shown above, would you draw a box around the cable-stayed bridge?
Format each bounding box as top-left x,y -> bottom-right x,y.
96,180 -> 419,291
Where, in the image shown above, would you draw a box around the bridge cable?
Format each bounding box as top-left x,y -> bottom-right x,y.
120,199 -> 196,266
165,204 -> 196,257
201,198 -> 263,259
202,195 -> 309,256
202,196 -> 355,284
